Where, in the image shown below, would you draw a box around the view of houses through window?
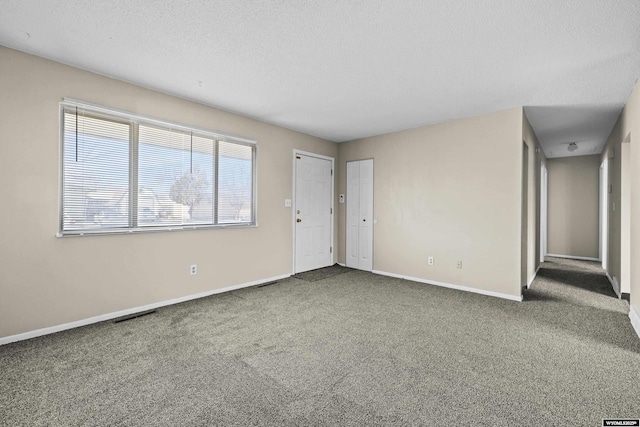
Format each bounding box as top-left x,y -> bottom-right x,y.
61,104 -> 255,234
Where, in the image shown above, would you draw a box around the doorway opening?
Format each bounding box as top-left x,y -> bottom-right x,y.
521,141 -> 529,290
540,163 -> 548,264
600,158 -> 609,272
621,135 -> 631,301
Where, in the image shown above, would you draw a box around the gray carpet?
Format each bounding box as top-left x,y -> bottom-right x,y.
292,263 -> 353,282
1,257 -> 639,426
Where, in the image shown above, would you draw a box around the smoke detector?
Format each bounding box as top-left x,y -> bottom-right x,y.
567,142 -> 578,152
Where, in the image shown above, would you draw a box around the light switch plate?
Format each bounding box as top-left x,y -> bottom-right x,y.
285,199 -> 292,207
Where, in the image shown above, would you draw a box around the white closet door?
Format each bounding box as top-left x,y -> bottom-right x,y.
346,161 -> 360,268
358,159 -> 374,271
346,159 -> 373,271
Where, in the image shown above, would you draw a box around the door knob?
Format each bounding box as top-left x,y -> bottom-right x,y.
297,218 -> 302,223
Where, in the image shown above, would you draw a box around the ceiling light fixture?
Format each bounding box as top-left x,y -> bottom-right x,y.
567,142 -> 578,152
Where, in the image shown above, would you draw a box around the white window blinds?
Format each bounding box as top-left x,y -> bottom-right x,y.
218,141 -> 254,224
138,125 -> 215,226
60,101 -> 256,236
62,109 -> 131,231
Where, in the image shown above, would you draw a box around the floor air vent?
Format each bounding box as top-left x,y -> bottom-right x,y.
257,281 -> 279,288
113,309 -> 156,323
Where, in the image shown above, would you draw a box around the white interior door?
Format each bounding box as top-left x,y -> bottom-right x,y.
294,153 -> 333,273
346,159 -> 373,271
358,159 -> 374,271
346,162 -> 360,268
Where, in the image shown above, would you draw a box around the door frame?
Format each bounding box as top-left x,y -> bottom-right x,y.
291,150 -> 335,274
600,158 -> 609,271
621,139 -> 631,296
521,141 -> 529,289
540,163 -> 547,263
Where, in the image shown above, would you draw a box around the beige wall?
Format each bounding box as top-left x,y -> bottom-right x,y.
0,46 -> 338,339
602,77 -> 639,311
6,42 -> 635,341
337,108 -> 524,299
546,155 -> 600,259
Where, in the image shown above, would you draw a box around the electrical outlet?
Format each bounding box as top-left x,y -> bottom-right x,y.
190,264 -> 197,275
428,256 -> 434,266
456,260 -> 462,269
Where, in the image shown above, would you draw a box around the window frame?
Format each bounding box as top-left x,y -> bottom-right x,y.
58,99 -> 257,237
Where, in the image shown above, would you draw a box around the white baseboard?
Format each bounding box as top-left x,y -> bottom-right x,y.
337,262 -> 346,267
546,253 -> 601,262
630,304 -> 640,340
527,266 -> 540,289
371,270 -> 523,302
0,273 -> 291,346
605,272 -> 621,298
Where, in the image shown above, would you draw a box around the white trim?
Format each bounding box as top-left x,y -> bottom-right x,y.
540,164 -> 548,262
527,266 -> 540,289
600,158 -> 609,270
293,150 -> 335,162
337,262 -> 346,267
546,253 -> 601,262
605,272 -> 621,298
0,273 -> 290,346
372,270 -> 523,302
629,304 -> 640,340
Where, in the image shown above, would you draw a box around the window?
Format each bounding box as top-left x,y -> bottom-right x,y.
60,100 -> 256,236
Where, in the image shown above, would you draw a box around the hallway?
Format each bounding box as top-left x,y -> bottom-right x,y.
525,256 -> 636,352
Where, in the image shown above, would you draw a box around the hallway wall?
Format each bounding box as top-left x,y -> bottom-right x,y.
602,76 -> 640,337
546,155 -> 600,259
523,112 -> 546,284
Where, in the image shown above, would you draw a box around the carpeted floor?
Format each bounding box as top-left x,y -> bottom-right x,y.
1,257 -> 639,426
292,263 -> 353,282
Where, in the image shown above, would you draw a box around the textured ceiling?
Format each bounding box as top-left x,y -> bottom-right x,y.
1,1 -> 639,158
